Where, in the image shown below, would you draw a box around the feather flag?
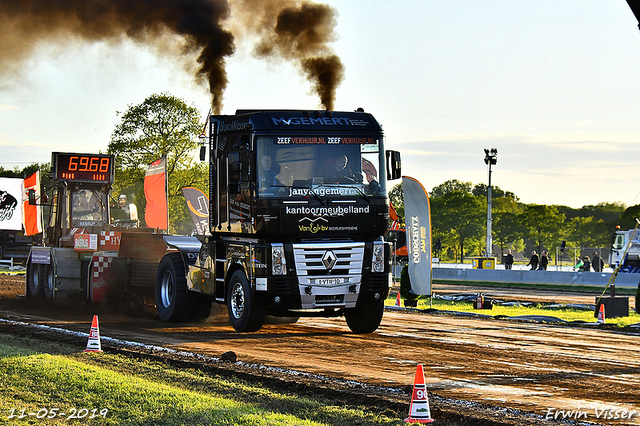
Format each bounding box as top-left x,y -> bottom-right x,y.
402,176 -> 432,295
144,157 -> 168,230
22,172 -> 42,235
182,186 -> 209,235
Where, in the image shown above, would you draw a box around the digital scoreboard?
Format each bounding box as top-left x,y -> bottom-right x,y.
52,152 -> 115,184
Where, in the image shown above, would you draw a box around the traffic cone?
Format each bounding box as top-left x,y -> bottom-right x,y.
84,315 -> 103,352
597,303 -> 605,325
405,364 -> 434,423
396,291 -> 401,307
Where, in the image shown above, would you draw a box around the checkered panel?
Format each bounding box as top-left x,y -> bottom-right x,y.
93,255 -> 114,278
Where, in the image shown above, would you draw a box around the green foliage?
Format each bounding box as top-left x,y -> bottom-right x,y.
429,178 -> 472,198
492,211 -> 523,251
567,216 -> 599,248
426,178 -> 624,262
431,190 -> 485,260
472,182 -> 519,201
0,336 -> 396,426
619,204 -> 640,230
0,163 -> 41,178
388,182 -> 404,227
518,204 -> 565,254
108,93 -> 207,233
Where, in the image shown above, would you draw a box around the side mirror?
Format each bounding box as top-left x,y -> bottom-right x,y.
386,150 -> 402,180
28,189 -> 36,205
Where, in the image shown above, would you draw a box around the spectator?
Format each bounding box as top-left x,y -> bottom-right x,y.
504,249 -> 514,270
582,256 -> 591,272
592,252 -> 604,272
538,251 -> 549,270
527,250 -> 539,270
575,258 -> 584,271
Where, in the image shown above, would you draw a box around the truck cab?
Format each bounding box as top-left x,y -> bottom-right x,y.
156,109 -> 401,333
610,227 -> 640,272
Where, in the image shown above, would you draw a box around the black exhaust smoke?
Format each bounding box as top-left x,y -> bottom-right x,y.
0,0 -> 234,113
247,1 -> 345,110
0,0 -> 343,112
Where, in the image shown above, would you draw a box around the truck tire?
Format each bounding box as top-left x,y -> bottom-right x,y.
26,263 -> 45,299
344,302 -> 384,333
155,253 -> 191,322
42,265 -> 55,300
227,270 -> 265,332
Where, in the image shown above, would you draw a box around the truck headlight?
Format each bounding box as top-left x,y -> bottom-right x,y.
272,243 -> 287,275
372,242 -> 384,273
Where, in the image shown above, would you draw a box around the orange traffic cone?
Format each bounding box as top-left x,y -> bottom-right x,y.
405,364 -> 434,423
597,303 -> 605,325
396,291 -> 401,307
84,315 -> 103,353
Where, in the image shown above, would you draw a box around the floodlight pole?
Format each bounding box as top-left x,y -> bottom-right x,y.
484,149 -> 497,257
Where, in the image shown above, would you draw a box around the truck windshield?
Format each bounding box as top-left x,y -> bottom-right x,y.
256,136 -> 383,198
71,188 -> 107,226
613,234 -> 625,250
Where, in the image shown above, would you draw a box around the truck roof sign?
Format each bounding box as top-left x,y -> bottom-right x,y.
215,110 -> 383,133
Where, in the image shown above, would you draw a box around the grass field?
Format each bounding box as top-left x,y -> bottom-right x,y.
0,335 -> 401,426
385,293 -> 640,327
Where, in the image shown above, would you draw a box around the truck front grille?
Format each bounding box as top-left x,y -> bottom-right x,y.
292,242 -> 364,286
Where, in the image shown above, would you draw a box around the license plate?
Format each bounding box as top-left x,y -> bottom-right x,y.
315,278 -> 344,285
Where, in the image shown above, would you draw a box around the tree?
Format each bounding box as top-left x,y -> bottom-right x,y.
0,164 -> 41,178
472,183 -> 519,202
518,204 -> 565,255
493,211 -> 524,253
429,179 -> 472,198
619,204 -> 640,231
431,190 -> 485,261
108,93 -> 207,233
567,216 -> 601,249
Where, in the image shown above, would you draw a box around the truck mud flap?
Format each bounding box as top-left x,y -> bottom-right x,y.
90,252 -> 118,302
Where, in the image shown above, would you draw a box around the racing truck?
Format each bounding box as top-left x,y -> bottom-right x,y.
27,108 -> 401,333
173,109 -> 401,333
609,226 -> 640,272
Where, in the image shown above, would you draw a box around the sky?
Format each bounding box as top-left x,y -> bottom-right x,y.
1,0 -> 639,209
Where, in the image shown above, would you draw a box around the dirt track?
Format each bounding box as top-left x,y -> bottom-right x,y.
1,273 -> 639,425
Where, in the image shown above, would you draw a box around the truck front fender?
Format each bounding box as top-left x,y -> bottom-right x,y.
163,235 -> 202,266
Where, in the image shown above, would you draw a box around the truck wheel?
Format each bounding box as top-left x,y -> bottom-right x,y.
155,253 -> 190,322
227,270 -> 265,332
344,302 -> 384,333
27,263 -> 45,299
43,265 -> 55,300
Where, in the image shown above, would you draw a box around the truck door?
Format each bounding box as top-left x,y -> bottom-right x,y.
218,133 -> 252,233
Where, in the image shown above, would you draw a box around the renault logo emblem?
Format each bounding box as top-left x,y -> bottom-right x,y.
322,250 -> 337,270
